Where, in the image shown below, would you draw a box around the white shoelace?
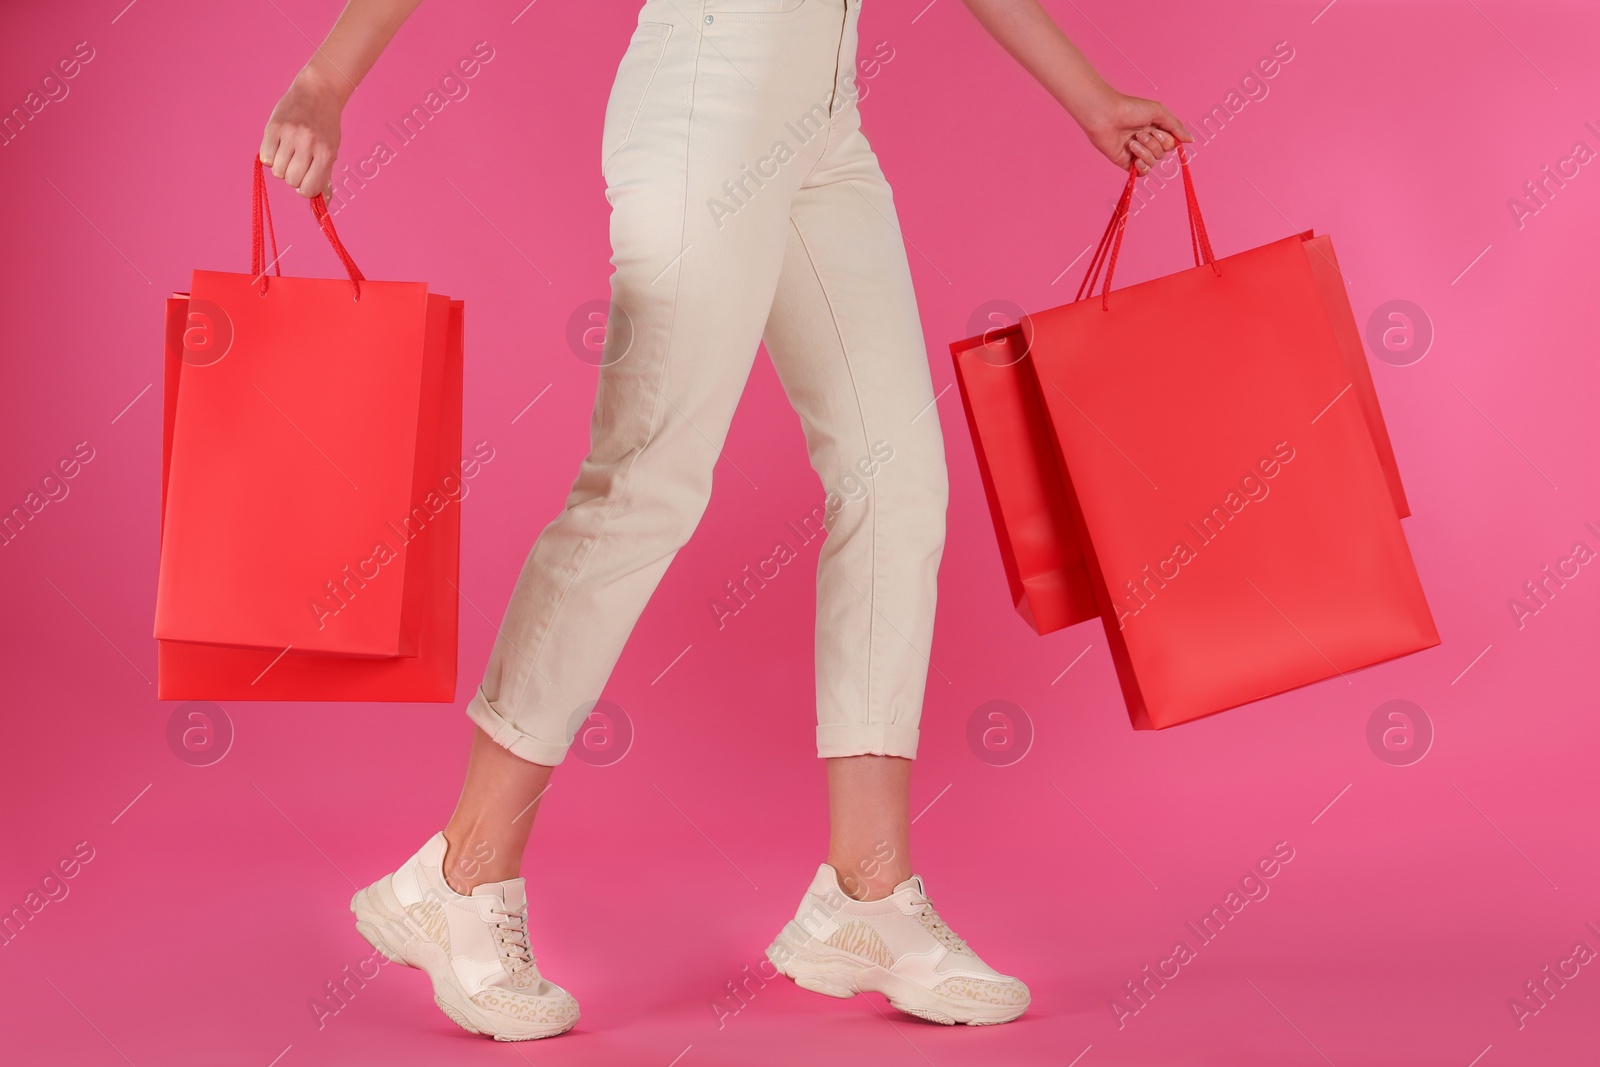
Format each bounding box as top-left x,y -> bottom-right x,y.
910,896 -> 971,954
489,906 -> 536,974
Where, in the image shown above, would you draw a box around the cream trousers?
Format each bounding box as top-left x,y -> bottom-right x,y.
466,0 -> 949,765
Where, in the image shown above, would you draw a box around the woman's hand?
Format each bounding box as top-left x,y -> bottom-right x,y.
256,1 -> 424,197
261,66 -> 345,200
1080,91 -> 1192,175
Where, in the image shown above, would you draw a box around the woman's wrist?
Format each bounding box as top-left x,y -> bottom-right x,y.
1063,80 -> 1121,137
296,55 -> 354,109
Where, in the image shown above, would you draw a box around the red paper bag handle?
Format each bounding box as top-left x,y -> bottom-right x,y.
1076,142 -> 1220,311
251,155 -> 366,300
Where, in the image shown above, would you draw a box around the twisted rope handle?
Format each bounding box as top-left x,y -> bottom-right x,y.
251,155 -> 365,300
1075,141 -> 1219,311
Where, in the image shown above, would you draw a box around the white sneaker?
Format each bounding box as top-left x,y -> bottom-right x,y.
350,833 -> 579,1041
766,863 -> 1030,1025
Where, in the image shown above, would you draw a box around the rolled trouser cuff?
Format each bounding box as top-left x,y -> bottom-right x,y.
816,722 -> 920,760
465,685 -> 570,767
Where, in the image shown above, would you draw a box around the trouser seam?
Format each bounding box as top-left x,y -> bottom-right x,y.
788,213 -> 882,731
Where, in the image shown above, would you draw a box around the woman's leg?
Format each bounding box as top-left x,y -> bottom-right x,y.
460,0 -> 840,773
354,3 -> 840,1040
757,10 -> 1028,1022
761,118 -> 951,805
439,726 -> 554,894
761,118 -> 948,913
825,755 -> 913,900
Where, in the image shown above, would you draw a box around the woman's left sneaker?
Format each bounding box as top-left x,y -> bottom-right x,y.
765,863 -> 1030,1025
350,833 -> 579,1041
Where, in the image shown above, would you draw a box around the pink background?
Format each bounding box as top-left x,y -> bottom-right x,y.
3,1 -> 1598,1064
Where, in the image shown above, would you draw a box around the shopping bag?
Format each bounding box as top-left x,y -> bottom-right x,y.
154,157 -> 462,702
1020,146 -> 1438,728
950,324 -> 1097,633
950,189 -> 1411,637
156,296 -> 463,701
155,157 -> 451,659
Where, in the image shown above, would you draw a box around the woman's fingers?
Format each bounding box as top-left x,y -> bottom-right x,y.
283,140 -> 314,193
1127,134 -> 1156,173
268,139 -> 295,181
1134,128 -> 1168,161
260,126 -> 282,168
300,146 -> 336,200
271,131 -> 338,198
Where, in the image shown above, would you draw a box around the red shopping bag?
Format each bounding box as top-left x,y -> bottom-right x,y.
1020,147 -> 1438,728
154,157 -> 462,701
950,325 -> 1097,633
951,197 -> 1411,637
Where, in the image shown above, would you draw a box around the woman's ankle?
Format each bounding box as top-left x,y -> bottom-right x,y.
441,825 -> 523,894
827,846 -> 912,902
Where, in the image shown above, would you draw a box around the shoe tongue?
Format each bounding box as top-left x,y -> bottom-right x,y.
470,877 -> 527,912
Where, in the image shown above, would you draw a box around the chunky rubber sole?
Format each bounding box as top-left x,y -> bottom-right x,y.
350,876 -> 578,1042
764,920 -> 1027,1026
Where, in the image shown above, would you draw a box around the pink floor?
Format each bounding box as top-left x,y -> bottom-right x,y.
5,0 -> 1600,1063
5,633 -> 1598,1066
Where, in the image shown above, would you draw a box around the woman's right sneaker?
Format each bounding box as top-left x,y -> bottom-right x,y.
766,862 -> 1030,1026
350,832 -> 579,1041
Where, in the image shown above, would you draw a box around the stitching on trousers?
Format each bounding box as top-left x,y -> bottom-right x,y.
797,102 -> 837,189
787,213 -> 882,734
504,19 -> 706,727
